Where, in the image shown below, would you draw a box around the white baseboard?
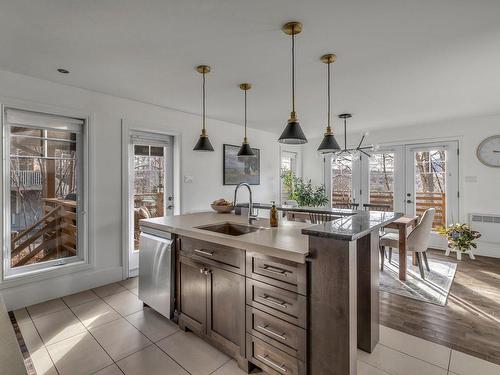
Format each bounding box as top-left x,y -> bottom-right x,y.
2,266 -> 123,311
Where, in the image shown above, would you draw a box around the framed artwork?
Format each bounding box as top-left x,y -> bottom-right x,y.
223,144 -> 260,185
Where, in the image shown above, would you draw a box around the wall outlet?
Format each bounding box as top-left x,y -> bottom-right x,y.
184,175 -> 194,183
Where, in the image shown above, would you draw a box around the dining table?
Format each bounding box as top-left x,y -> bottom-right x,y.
383,215 -> 419,281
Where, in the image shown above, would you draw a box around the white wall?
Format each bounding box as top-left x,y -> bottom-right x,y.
303,114 -> 500,257
0,69 -> 280,309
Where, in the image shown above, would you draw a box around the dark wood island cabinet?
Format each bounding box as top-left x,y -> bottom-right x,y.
142,210 -> 400,375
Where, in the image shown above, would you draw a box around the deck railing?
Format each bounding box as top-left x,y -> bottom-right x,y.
332,191 -> 446,227
10,198 -> 77,267
10,170 -> 42,187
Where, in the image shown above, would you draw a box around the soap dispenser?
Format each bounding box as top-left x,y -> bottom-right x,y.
270,201 -> 278,227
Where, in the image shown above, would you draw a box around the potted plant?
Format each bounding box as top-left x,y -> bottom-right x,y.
437,223 -> 481,260
281,170 -> 328,207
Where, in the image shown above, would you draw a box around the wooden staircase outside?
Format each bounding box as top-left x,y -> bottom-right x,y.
11,198 -> 77,267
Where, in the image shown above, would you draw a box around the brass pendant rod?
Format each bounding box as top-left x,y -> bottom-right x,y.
244,89 -> 247,139
291,27 -> 295,114
202,71 -> 206,131
327,61 -> 331,131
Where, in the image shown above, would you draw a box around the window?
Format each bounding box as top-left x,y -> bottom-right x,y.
280,151 -> 297,202
331,154 -> 353,206
369,152 -> 395,210
4,108 -> 86,277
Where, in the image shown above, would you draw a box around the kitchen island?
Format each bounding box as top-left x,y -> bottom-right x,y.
140,210 -> 400,375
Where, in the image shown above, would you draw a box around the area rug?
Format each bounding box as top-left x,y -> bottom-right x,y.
379,252 -> 457,306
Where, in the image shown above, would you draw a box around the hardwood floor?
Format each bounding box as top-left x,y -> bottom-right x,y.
380,249 -> 500,365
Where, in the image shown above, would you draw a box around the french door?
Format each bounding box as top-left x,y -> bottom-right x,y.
328,141 -> 459,229
127,131 -> 174,276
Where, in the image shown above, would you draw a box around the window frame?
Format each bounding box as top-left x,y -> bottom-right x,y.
1,105 -> 90,282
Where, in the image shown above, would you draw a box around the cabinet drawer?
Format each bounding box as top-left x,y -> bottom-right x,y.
246,306 -> 306,361
246,253 -> 307,295
247,334 -> 305,375
180,237 -> 245,275
246,279 -> 307,328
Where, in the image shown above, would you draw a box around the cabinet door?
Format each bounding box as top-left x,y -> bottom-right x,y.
179,256 -> 207,335
207,266 -> 246,357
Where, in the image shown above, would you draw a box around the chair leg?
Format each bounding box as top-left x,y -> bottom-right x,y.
422,252 -> 430,272
416,253 -> 425,279
380,246 -> 385,271
388,247 -> 392,263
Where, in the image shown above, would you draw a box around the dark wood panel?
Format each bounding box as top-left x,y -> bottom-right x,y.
357,232 -> 380,353
246,252 -> 307,295
246,278 -> 307,329
246,306 -> 306,361
381,250 -> 500,366
308,236 -> 357,375
207,265 -> 246,358
180,236 -> 246,275
246,334 -> 305,375
178,256 -> 207,335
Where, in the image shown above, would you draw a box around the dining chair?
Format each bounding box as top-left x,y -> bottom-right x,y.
309,212 -> 337,224
363,203 -> 391,211
379,208 -> 435,279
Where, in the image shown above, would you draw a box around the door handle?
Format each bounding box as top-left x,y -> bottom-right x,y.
256,354 -> 287,373
406,200 -> 413,203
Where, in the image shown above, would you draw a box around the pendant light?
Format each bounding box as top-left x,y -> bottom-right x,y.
278,21 -> 307,144
193,65 -> 215,152
317,54 -> 341,153
237,83 -> 255,157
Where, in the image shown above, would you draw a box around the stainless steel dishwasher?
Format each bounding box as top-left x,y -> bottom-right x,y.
138,226 -> 174,319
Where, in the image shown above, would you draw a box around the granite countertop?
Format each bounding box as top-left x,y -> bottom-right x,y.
302,210 -> 403,241
236,203 -> 356,216
140,210 -> 402,263
140,212 -> 310,263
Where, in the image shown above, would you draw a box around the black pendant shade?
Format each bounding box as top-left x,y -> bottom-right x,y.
279,21 -> 307,145
237,141 -> 254,157
318,132 -> 340,153
278,119 -> 307,144
193,65 -> 215,152
193,130 -> 214,152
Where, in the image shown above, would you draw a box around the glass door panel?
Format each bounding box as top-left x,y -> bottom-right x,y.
405,142 -> 458,229
331,154 -> 354,207
368,152 -> 395,210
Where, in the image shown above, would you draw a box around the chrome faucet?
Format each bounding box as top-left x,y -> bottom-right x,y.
234,182 -> 258,225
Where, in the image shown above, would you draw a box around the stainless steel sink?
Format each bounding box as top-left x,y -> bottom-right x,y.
196,222 -> 263,236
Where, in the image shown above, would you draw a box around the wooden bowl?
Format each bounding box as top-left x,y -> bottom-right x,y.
210,204 -> 234,214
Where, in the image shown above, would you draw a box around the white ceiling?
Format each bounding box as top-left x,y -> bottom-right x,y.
0,0 -> 499,137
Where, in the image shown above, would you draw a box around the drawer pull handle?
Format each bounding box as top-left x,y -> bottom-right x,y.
257,324 -> 287,341
194,249 -> 214,257
257,354 -> 287,373
259,265 -> 290,276
262,294 -> 288,308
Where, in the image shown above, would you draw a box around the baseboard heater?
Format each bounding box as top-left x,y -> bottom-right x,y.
469,213 -> 500,244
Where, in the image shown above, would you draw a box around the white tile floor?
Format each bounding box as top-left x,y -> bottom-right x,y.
12,278 -> 500,375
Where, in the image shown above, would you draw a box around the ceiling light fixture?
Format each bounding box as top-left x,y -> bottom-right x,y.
278,21 -> 307,144
193,65 -> 215,152
317,54 -> 341,154
57,68 -> 69,74
237,83 -> 255,157
336,114 -> 375,157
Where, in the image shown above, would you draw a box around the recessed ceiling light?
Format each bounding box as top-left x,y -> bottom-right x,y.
57,68 -> 70,74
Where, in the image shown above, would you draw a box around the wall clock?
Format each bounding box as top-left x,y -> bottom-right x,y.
477,135 -> 500,168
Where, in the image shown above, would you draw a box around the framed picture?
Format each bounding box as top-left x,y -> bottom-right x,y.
223,144 -> 260,185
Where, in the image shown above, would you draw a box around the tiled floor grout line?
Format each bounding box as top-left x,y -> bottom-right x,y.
153,331 -> 195,375
208,358 -> 233,374
24,304 -> 62,375
447,350 -> 453,372
373,342 -> 452,370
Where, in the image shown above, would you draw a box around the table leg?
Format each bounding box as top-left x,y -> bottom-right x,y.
398,226 -> 407,281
